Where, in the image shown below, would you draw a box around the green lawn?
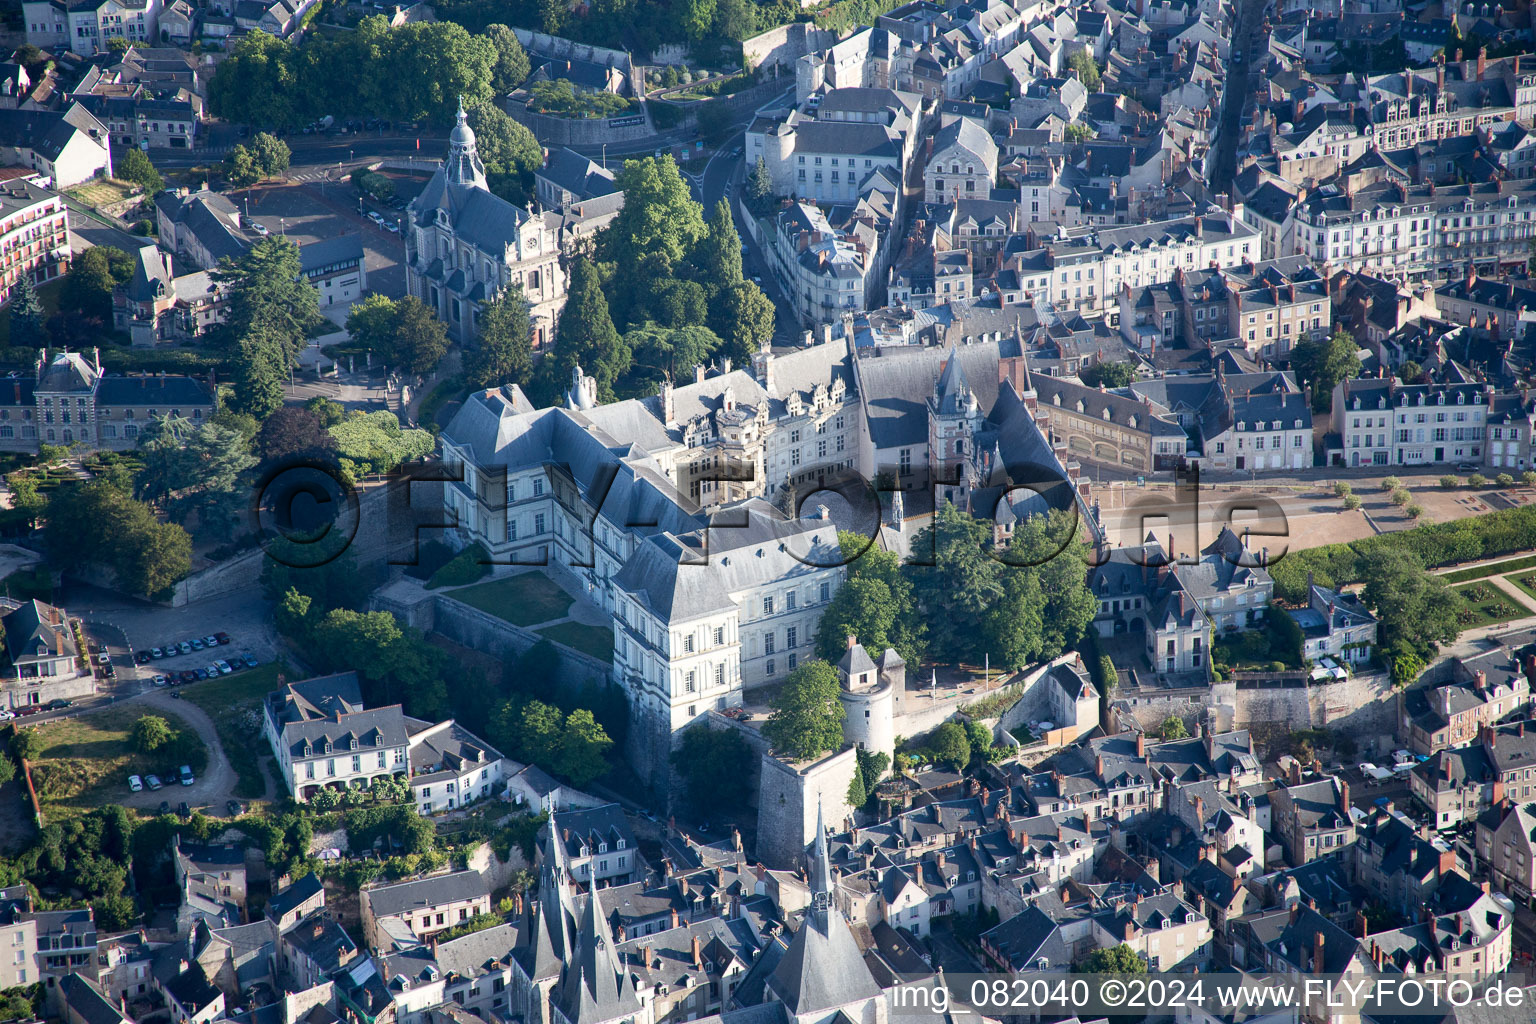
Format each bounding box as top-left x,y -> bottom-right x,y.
1441,553 -> 1536,584
447,573 -> 575,626
28,707 -> 203,816
535,621 -> 614,661
183,663 -> 283,801
1505,571 -> 1536,605
1454,581 -> 1528,629
0,278 -> 65,347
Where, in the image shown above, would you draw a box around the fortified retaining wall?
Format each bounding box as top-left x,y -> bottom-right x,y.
756,745 -> 858,869
740,23 -> 838,69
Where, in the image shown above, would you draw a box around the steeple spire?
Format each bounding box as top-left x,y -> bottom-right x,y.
810,799 -> 834,918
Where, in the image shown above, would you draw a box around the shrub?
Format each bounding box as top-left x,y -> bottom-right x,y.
1334,481 -> 1352,497
1389,488 -> 1410,506
1381,476 -> 1402,491
131,219 -> 153,236
1343,494 -> 1363,511
1405,502 -> 1425,519
1440,475 -> 1459,489
1497,473 -> 1515,488
1469,473 -> 1488,487
1524,471 -> 1536,487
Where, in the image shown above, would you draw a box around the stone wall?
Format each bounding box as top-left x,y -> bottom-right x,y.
506,101 -> 656,147
740,23 -> 838,69
409,593 -> 612,689
466,839 -> 532,891
755,746 -> 858,869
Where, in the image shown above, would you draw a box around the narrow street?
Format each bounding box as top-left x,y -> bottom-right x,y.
1207,0 -> 1268,190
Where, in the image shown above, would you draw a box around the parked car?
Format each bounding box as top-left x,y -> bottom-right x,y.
150,647 -> 164,658
179,671 -> 196,685
208,663 -> 226,677
202,635 -> 219,647
227,800 -> 243,816
214,660 -> 232,675
251,223 -> 271,237
194,668 -> 209,681
0,710 -> 13,721
242,653 -> 259,668
146,775 -> 163,790
177,802 -> 190,818
178,641 -> 192,655
153,674 -> 169,687
159,801 -> 170,815
134,651 -> 151,665
385,221 -> 399,233
214,632 -> 232,645
46,699 -> 72,710
190,638 -> 205,651
179,765 -> 195,786
102,664 -> 115,678
129,775 -> 143,793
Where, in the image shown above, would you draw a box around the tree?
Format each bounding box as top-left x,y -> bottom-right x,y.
8,473 -> 46,530
625,323 -> 720,387
1358,547 -> 1463,663
1078,360 -> 1136,388
673,726 -> 755,810
118,148 -> 164,193
744,156 -> 775,214
1160,716 -> 1189,740
466,286 -> 533,390
696,199 -> 744,296
131,714 -> 173,754
11,728 -> 42,762
556,708 -> 612,785
989,509 -> 1098,668
1400,360 -> 1423,382
816,532 -> 924,667
1078,944 -> 1147,974
8,274 -> 46,347
221,236 -> 322,416
390,296 -> 450,376
275,586 -> 315,642
346,293 -> 399,358
250,132 -> 291,178
1291,329 -> 1361,412
600,155 -> 706,322
257,406 -> 337,465
1069,50 -> 1102,90
223,144 -> 262,188
927,722 -> 971,770
712,281 -> 774,365
762,660 -> 844,760
61,245 -> 132,320
306,396 -> 346,428
532,258 -> 629,404
465,99 -> 542,204
907,502 -> 1005,663
43,480 -> 192,598
678,0 -> 717,39
208,31 -> 302,130
483,24 -> 531,91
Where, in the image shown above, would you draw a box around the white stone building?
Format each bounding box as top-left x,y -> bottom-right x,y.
23,0 -> 163,55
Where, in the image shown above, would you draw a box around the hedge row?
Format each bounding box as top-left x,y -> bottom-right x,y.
1270,504 -> 1536,602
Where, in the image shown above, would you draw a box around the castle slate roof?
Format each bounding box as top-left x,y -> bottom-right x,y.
364,870 -> 488,920
96,374 -> 213,407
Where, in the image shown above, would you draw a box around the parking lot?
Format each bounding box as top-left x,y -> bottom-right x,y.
232,176 -> 411,301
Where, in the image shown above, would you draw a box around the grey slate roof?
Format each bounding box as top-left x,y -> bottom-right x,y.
364,870 -> 488,920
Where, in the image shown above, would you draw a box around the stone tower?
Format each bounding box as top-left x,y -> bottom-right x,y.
835,635 -> 897,763
444,98 -> 488,191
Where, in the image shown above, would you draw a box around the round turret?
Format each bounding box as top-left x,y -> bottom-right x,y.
836,635 -> 897,762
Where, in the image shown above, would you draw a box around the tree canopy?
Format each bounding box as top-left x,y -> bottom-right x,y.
466,287 -> 533,391
44,479 -> 192,599
762,659 -> 844,761
1291,329 -> 1361,412
219,236 -> 323,417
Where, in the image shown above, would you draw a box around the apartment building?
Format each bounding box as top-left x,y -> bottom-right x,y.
770,201 -> 885,327
1332,377 -> 1491,468
0,178 -> 70,309
923,116 -> 997,203
23,0 -> 164,56
1270,775 -> 1356,866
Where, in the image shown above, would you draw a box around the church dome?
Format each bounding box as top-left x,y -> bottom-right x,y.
449,102 -> 475,147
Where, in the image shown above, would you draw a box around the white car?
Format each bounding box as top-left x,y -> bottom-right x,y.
0,709 -> 13,721
128,775 -> 143,793
251,223 -> 270,237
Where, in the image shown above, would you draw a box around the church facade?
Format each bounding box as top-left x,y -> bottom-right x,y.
405,103 -> 566,348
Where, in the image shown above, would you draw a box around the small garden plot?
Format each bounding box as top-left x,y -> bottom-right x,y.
1453,581 -> 1526,628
